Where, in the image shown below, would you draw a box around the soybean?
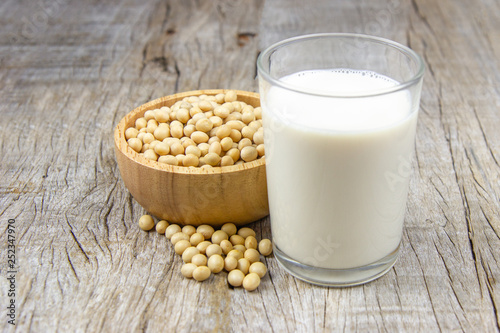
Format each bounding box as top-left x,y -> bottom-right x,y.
243,273 -> 261,291
155,220 -> 169,234
193,266 -> 211,282
228,269 -> 245,287
138,215 -> 155,231
259,239 -> 273,256
208,254 -> 224,273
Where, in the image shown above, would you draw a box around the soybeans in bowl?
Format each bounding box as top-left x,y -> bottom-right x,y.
114,89 -> 269,226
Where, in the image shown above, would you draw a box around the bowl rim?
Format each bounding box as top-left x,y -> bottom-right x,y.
114,89 -> 266,175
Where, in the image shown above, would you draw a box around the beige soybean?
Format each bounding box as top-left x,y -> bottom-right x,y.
125,127 -> 139,140
233,244 -> 247,253
238,138 -> 252,151
237,258 -> 251,274
171,232 -> 190,245
175,154 -> 185,165
182,225 -> 196,237
196,118 -> 213,132
248,120 -> 261,130
198,143 -> 210,156
244,249 -> 260,264
220,137 -> 233,151
154,126 -> 170,141
229,129 -> 242,143
210,116 -> 223,127
224,255 -> 238,271
183,124 -> 196,137
249,262 -> 267,278
225,148 -> 240,163
182,137 -> 196,147
242,111 -> 255,124
238,227 -> 256,238
205,244 -> 223,257
181,263 -> 197,278
135,117 -> 147,130
165,224 -> 182,239
220,239 -> 233,255
185,145 -> 201,158
155,108 -> 170,122
191,253 -> 208,266
196,241 -> 212,254
155,220 -> 169,234
245,236 -> 258,250
197,225 -> 215,239
143,149 -> 158,161
192,266 -> 211,282
227,249 -> 244,260
240,146 -> 258,162
254,107 -> 262,119
190,232 -> 205,246
225,90 -> 237,102
241,126 -> 256,140
149,140 -> 160,150
216,125 -> 231,139
154,142 -> 170,156
183,153 -> 199,167
221,223 -> 237,237
158,155 -> 178,165
146,121 -> 158,134
222,102 -> 235,113
220,155 -> 234,166
229,234 -> 245,246
256,144 -> 265,157
143,132 -> 155,144
182,247 -> 200,263
170,142 -> 184,155
259,239 -> 273,256
228,269 -> 245,287
226,120 -> 244,131
253,130 -> 264,145
176,108 -> 190,123
243,273 -> 261,291
215,93 -> 225,104
191,131 -> 209,144
209,141 -> 222,156
202,152 -> 219,166
207,254 -> 224,273
144,110 -> 156,121
127,138 -> 142,152
211,230 -> 228,244
174,240 -> 191,255
138,215 -> 155,231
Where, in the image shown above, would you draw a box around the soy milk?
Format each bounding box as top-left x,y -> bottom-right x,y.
261,69 -> 418,269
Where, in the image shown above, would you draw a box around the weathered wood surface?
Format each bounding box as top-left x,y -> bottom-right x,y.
0,0 -> 499,331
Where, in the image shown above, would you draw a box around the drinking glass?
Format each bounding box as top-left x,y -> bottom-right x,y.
257,33 -> 424,286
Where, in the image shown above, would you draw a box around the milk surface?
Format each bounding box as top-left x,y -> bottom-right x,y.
261,69 -> 418,269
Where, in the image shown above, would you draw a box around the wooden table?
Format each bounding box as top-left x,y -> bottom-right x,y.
1,0 -> 499,331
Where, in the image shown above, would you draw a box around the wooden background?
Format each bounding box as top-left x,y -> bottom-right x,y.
1,0 -> 499,331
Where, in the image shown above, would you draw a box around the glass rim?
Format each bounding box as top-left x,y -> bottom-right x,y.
256,33 -> 425,98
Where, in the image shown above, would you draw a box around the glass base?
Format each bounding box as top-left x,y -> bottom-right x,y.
274,244 -> 399,287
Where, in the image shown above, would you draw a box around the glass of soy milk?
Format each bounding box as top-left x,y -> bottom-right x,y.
257,33 -> 424,286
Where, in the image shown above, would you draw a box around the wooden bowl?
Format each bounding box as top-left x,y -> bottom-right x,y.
114,89 -> 269,227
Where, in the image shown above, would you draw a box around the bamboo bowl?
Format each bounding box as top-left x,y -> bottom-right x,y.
114,89 -> 269,227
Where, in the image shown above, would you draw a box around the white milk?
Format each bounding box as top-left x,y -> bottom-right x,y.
261,69 -> 418,269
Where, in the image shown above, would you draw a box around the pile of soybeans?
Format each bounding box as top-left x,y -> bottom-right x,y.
125,90 -> 264,168
139,215 -> 272,292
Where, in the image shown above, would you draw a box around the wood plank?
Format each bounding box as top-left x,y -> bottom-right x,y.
0,0 -> 499,331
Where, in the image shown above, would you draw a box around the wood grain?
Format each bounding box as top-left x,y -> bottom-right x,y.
0,0 -> 499,331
